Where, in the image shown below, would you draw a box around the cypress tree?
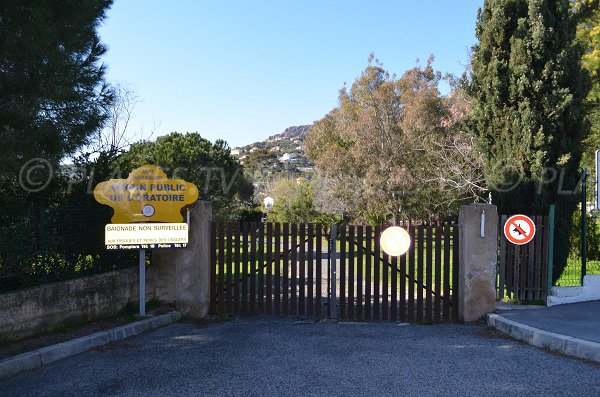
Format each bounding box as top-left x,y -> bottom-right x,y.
469,0 -> 590,280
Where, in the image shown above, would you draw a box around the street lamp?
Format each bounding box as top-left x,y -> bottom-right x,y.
380,226 -> 411,256
262,196 -> 274,222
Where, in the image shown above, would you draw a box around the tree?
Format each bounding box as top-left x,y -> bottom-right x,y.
115,132 -> 254,221
575,1 -> 599,184
243,148 -> 282,187
93,83 -> 143,158
265,176 -> 341,224
306,57 -> 482,224
0,0 -> 114,205
468,0 -> 590,280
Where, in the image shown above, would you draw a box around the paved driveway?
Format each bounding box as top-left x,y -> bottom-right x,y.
1,318 -> 598,397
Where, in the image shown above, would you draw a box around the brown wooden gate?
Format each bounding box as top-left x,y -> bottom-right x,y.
497,214 -> 550,302
210,222 -> 459,323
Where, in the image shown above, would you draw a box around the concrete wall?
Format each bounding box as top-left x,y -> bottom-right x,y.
548,275 -> 600,306
0,267 -> 155,341
152,201 -> 212,319
458,204 -> 498,322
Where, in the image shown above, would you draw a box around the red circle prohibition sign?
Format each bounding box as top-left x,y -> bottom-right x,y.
504,215 -> 536,245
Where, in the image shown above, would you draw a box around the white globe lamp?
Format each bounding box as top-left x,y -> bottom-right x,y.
380,226 -> 411,256
264,196 -> 274,212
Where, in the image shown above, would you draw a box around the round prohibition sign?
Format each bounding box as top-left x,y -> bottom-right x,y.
504,214 -> 536,245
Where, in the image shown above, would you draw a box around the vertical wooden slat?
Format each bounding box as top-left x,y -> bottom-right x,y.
399,231 -> 407,322
339,225 -> 346,319
257,222 -> 265,314
434,224 -> 442,323
442,224 -> 450,322
250,222 -> 257,313
541,215 -> 549,298
513,244 -> 521,300
348,225 -> 355,320
316,225 -> 322,318
218,223 -> 225,314
416,225 -> 424,323
391,253 -> 398,321
210,222 -> 218,314
298,224 -> 306,317
282,223 -> 290,315
226,223 -> 233,314
534,216 -> 543,300
373,226 -> 381,320
356,225 -> 363,320
365,226 -> 372,320
328,225 -> 335,319
307,224 -> 314,317
241,223 -> 249,314
520,238 -> 528,300
266,223 -> 273,314
382,243 -> 389,321
506,231 -> 514,298
408,224 -> 415,322
274,223 -> 281,315
499,215 -> 507,300
452,224 -> 460,322
290,223 -> 298,316
527,218 -> 536,301
425,225 -> 433,323
234,223 -> 241,314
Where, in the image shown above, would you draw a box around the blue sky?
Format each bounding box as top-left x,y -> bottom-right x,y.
99,1 -> 484,148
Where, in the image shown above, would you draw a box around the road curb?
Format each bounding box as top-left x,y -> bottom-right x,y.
486,313 -> 600,363
0,311 -> 182,380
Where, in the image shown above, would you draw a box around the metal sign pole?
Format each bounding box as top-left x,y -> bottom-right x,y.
596,150 -> 600,210
582,169 -> 588,285
139,249 -> 146,316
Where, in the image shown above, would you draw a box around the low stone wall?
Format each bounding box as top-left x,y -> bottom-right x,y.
0,267 -> 155,341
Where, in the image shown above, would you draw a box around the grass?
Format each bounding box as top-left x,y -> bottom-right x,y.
500,297 -> 545,305
554,258 -> 600,287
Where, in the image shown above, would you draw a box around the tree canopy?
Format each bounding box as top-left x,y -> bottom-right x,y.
0,0 -> 114,205
306,58 -> 481,224
468,0 -> 589,211
469,0 -> 590,280
115,132 -> 254,221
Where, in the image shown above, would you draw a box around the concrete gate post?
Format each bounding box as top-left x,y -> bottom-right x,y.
152,201 -> 212,319
458,203 -> 498,322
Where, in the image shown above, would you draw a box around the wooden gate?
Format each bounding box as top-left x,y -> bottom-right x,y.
210,222 -> 459,323
497,214 -> 550,301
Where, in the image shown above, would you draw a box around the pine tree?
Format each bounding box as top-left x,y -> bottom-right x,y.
0,0 -> 114,204
469,0 -> 590,280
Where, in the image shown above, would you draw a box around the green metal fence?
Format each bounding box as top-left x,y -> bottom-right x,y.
552,169 -> 600,286
0,206 -> 138,293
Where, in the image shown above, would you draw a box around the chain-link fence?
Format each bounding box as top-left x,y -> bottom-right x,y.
0,206 -> 138,293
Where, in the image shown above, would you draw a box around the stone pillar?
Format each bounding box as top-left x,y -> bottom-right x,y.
152,201 -> 212,319
458,203 -> 498,322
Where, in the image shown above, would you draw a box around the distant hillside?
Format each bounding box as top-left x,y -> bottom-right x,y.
267,125 -> 311,141
232,124 -> 314,179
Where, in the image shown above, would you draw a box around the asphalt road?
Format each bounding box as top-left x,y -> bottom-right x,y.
1,318 -> 599,397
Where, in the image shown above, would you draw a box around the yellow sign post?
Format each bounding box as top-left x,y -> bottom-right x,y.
93,165 -> 199,223
93,165 -> 199,316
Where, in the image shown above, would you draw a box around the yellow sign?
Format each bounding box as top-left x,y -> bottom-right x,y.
93,165 -> 199,223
